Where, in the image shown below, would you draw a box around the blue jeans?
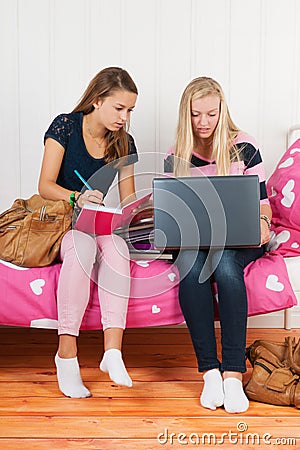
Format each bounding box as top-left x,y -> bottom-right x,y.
175,246 -> 264,373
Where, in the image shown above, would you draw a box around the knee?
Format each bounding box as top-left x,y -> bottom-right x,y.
113,234 -> 130,259
97,234 -> 130,260
61,230 -> 97,262
214,251 -> 243,281
176,250 -> 205,281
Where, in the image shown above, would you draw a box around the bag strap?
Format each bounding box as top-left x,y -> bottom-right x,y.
287,337 -> 300,375
0,205 -> 26,221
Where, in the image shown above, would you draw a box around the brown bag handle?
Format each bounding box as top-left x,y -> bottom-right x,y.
287,337 -> 300,375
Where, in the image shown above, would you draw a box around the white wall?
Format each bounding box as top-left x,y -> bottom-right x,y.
1,0 -> 300,210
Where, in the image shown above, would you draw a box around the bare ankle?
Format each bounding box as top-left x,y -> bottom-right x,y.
223,371 -> 243,381
103,327 -> 123,352
57,334 -> 77,359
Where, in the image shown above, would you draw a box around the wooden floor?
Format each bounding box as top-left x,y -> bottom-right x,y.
0,327 -> 299,449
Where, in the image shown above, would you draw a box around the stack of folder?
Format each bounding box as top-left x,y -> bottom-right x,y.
113,217 -> 173,261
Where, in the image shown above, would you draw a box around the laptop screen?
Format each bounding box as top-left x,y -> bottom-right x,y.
153,175 -> 261,249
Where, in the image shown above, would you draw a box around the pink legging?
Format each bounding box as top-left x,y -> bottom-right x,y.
57,230 -> 131,336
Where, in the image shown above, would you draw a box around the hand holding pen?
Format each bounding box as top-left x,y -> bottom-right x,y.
74,170 -> 104,207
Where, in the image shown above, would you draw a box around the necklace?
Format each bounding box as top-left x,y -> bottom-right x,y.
85,117 -> 105,148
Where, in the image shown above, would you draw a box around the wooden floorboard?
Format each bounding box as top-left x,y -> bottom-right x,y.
0,327 -> 299,449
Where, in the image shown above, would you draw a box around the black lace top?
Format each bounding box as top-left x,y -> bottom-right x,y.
44,112 -> 138,196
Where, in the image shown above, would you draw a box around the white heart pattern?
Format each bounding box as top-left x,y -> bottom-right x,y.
276,230 -> 291,244
168,272 -> 176,282
291,242 -> 300,249
266,274 -> 284,292
30,318 -> 58,329
270,186 -> 277,197
134,260 -> 150,267
267,230 -> 290,251
266,231 -> 277,251
0,259 -> 29,270
152,304 -> 161,314
278,157 -> 294,169
290,147 -> 300,154
30,278 -> 46,295
281,179 -> 295,208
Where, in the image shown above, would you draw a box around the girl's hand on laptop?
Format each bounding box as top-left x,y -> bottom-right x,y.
260,218 -> 271,245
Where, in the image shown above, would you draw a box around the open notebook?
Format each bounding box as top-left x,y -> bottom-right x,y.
74,193 -> 152,235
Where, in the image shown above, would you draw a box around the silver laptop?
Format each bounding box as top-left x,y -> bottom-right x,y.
153,175 -> 261,249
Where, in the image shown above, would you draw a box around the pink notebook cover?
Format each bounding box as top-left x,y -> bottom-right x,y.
74,193 -> 152,235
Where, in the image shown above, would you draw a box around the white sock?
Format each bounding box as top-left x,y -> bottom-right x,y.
100,348 -> 132,387
223,377 -> 249,413
200,368 -> 224,410
55,353 -> 91,398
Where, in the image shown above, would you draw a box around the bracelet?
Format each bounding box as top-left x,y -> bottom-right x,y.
69,192 -> 76,207
75,192 -> 82,205
260,214 -> 271,229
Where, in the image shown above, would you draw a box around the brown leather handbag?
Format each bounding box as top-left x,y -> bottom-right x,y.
245,337 -> 300,408
0,194 -> 73,267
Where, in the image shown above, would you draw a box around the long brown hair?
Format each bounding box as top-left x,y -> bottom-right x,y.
73,67 -> 138,163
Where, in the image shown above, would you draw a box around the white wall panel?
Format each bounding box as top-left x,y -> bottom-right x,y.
156,0 -> 193,173
258,0 -> 297,177
192,0 -> 231,89
88,0 -> 123,73
121,0 -> 159,150
292,0 -> 300,124
0,0 -> 20,208
50,0 -> 89,114
229,0 -> 261,141
118,0 -> 160,191
17,0 -> 51,198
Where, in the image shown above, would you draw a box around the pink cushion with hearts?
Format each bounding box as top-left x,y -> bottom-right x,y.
212,251 -> 297,319
244,252 -> 297,315
267,138 -> 300,256
0,258 -> 183,329
0,261 -> 60,328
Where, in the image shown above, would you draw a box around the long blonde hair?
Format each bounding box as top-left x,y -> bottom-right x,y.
73,67 -> 138,164
174,77 -> 240,176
